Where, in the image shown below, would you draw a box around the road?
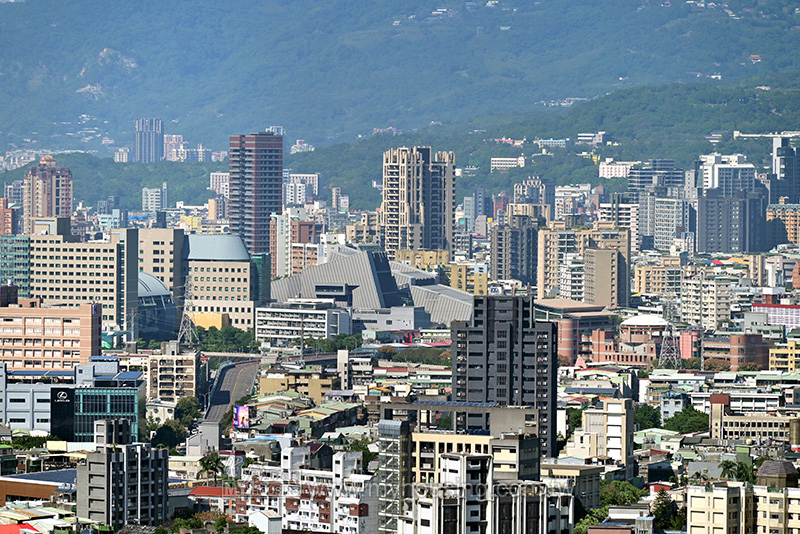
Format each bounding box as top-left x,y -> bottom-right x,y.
204,361 -> 259,423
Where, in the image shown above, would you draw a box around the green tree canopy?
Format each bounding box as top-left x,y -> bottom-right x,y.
652,490 -> 686,531
663,406 -> 709,434
176,396 -> 201,427
634,404 -> 661,430
199,451 -> 226,486
600,480 -> 647,507
150,419 -> 186,449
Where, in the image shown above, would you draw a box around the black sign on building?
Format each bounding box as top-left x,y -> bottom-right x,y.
50,388 -> 75,442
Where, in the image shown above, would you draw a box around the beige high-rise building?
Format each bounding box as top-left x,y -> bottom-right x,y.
680,265 -> 732,330
537,221 -> 630,304
28,218 -> 137,334
633,257 -> 683,296
184,234 -> 260,329
687,483 -> 754,534
22,156 -> 72,234
380,147 -> 456,260
0,285 -> 101,370
139,228 -> 186,306
584,248 -> 627,308
687,479 -> 800,534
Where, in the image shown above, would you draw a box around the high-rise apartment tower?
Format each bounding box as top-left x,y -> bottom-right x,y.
380,147 -> 455,260
21,156 -> 72,234
229,130 -> 284,255
133,118 -> 164,163
451,296 -> 558,456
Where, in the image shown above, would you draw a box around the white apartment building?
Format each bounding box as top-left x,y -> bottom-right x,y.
687,483 -> 753,534
255,299 -> 351,348
563,398 -> 635,479
687,480 -> 800,534
558,253 -> 585,301
142,182 -> 168,212
598,159 -> 639,179
699,153 -> 757,194
288,173 -> 323,197
680,266 -> 732,330
653,197 -> 692,251
209,172 -> 230,198
284,182 -> 307,206
236,447 -> 378,534
490,156 -> 526,172
400,453 -> 573,534
598,201 -> 640,249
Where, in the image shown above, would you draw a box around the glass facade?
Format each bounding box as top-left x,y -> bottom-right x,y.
0,235 -> 30,297
50,386 -> 138,441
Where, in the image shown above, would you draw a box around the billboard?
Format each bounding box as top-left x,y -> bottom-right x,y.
50,387 -> 75,441
233,405 -> 250,430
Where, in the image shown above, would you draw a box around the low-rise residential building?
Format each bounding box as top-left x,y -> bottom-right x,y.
146,344 -> 206,403
255,299 -> 352,348
710,394 -> 800,444
259,365 -> 339,404
540,461 -> 604,510
235,448 -> 378,534
771,340 -> 800,372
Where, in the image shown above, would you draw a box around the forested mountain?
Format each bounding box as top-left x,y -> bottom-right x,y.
5,73 -> 797,211
288,73 -> 800,208
0,0 -> 799,153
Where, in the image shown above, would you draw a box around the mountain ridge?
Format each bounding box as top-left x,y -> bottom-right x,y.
0,0 -> 798,153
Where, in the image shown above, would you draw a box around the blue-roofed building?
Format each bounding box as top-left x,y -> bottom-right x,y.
0,468 -> 76,505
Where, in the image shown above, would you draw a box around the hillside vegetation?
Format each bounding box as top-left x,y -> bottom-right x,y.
288,74 -> 800,208
0,0 -> 798,153
3,74 -> 799,211
1,153 -> 224,210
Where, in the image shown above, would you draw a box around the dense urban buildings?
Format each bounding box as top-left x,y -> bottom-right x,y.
3,218 -> 138,334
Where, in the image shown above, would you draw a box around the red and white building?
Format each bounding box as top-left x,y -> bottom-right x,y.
235,447 -> 377,534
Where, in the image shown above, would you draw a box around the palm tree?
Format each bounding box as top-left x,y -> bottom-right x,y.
199,451 -> 225,487
719,460 -> 737,480
736,462 -> 756,485
689,471 -> 709,485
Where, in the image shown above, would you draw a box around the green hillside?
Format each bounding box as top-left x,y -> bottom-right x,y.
4,74 -> 799,212
288,74 -> 800,208
0,0 -> 798,153
0,154 -> 224,210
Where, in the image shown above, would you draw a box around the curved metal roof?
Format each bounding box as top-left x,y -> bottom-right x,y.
184,234 -> 250,262
138,272 -> 171,298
